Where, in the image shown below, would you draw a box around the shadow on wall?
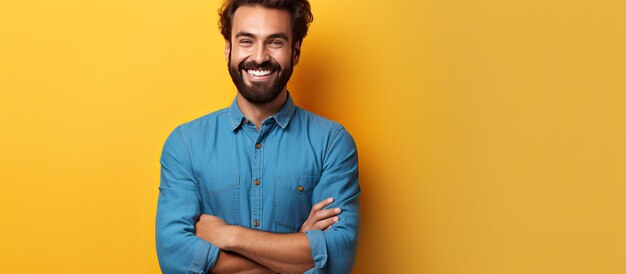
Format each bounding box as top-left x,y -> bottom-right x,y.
290,40 -> 388,273
289,42 -> 335,116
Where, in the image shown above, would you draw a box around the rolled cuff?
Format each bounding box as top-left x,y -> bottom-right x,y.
304,230 -> 328,273
188,240 -> 221,274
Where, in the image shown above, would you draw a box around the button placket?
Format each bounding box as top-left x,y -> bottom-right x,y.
250,124 -> 274,230
251,135 -> 263,230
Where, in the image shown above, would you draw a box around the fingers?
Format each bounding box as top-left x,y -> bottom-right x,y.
300,197 -> 342,232
313,207 -> 342,222
312,197 -> 334,211
315,216 -> 339,231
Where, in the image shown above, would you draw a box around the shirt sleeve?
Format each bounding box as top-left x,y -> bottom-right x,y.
304,126 -> 361,274
156,126 -> 220,274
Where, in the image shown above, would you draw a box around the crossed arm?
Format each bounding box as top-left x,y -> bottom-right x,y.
156,125 -> 360,274
196,198 -> 341,274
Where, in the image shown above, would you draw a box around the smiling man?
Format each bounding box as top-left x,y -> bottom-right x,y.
155,1 -> 361,273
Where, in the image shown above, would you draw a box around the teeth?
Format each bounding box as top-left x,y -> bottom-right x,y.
248,70 -> 272,76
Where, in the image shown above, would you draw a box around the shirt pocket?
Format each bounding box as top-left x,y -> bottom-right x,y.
274,175 -> 318,232
198,175 -> 240,225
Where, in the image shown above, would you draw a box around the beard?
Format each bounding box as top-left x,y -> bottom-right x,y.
228,53 -> 293,105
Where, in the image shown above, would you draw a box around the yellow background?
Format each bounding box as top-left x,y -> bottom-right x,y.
1,0 -> 625,273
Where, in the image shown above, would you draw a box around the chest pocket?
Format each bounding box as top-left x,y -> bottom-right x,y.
198,175 -> 240,226
274,175 -> 318,232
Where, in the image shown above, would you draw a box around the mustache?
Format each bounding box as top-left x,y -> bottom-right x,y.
239,60 -> 281,71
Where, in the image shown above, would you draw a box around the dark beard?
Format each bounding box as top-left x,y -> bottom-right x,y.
228,53 -> 293,105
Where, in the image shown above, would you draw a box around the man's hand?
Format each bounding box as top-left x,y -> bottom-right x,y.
194,197 -> 341,273
300,197 -> 342,232
194,198 -> 340,273
196,215 -> 279,273
195,214 -> 234,249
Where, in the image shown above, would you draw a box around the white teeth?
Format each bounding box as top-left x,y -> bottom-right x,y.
248,70 -> 272,76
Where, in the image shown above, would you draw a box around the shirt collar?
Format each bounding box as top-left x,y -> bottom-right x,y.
228,91 -> 296,131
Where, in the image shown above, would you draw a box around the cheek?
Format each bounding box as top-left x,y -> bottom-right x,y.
271,50 -> 293,67
229,56 -> 245,68
230,48 -> 251,63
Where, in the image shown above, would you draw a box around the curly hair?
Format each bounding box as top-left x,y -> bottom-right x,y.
218,0 -> 313,46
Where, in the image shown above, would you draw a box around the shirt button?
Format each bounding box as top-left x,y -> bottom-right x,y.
297,185 -> 304,192
252,220 -> 260,227
255,143 -> 261,149
244,119 -> 250,124
254,179 -> 261,186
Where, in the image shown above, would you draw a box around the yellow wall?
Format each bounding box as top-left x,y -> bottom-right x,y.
1,0 -> 625,273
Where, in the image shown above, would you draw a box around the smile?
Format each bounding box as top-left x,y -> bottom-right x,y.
245,69 -> 275,80
248,69 -> 273,76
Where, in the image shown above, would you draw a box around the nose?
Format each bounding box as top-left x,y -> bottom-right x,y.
251,44 -> 270,64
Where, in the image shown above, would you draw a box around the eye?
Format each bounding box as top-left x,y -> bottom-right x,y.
239,39 -> 253,46
268,40 -> 285,48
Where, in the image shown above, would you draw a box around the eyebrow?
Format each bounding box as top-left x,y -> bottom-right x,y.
235,31 -> 289,41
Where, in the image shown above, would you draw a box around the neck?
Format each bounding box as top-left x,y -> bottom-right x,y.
236,89 -> 288,129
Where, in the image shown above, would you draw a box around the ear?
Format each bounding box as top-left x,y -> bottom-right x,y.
292,41 -> 302,66
224,40 -> 231,63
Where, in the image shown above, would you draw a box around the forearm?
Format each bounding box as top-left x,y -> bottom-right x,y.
211,251 -> 275,274
224,226 -> 314,274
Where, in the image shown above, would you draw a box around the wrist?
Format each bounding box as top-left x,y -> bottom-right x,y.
222,225 -> 242,251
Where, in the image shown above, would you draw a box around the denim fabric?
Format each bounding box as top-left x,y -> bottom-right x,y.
156,93 -> 360,273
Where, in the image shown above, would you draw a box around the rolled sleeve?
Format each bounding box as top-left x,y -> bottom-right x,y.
304,230 -> 328,272
156,126 -> 220,274
305,126 -> 361,274
188,238 -> 220,273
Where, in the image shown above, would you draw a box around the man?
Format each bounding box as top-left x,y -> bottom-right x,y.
155,1 -> 360,273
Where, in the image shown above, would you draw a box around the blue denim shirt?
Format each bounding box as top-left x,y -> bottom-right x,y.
156,93 -> 361,274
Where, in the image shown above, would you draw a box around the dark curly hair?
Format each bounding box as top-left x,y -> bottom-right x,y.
218,0 -> 313,47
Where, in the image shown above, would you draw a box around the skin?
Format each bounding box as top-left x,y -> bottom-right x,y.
198,198 -> 340,274
226,5 -> 299,129
196,6 -> 342,274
